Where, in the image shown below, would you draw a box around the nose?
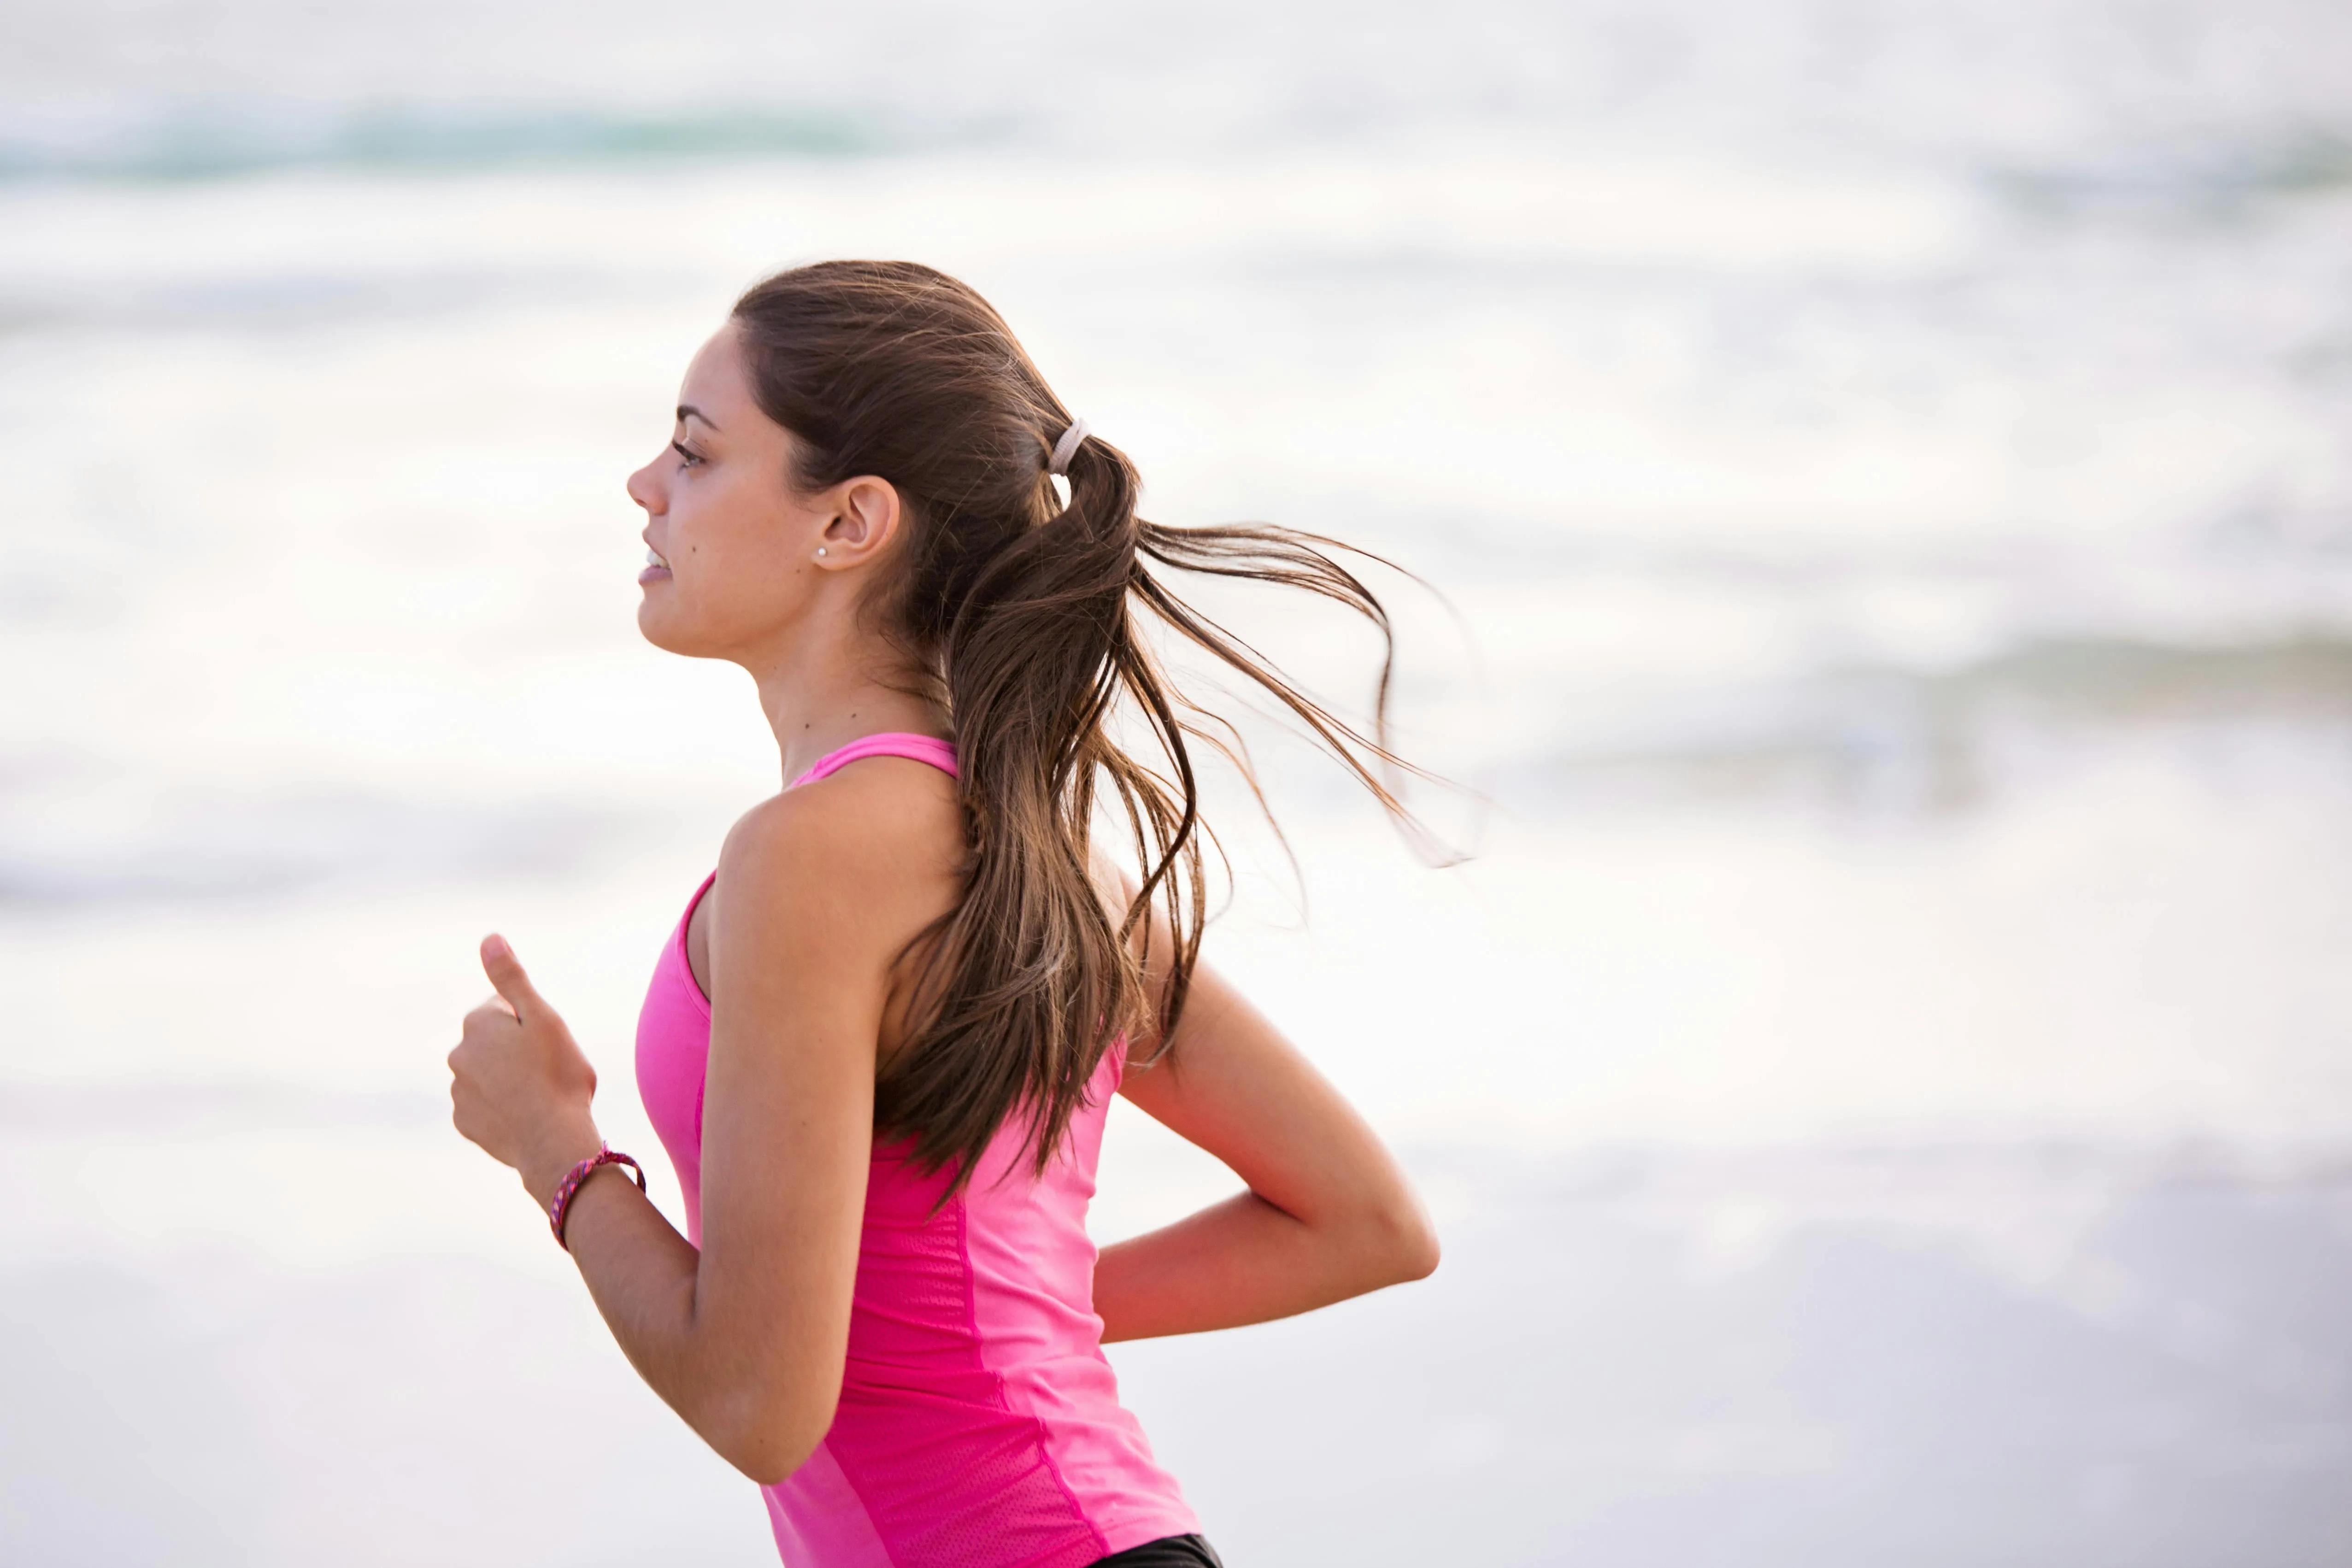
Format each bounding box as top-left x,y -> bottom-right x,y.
626,454 -> 665,514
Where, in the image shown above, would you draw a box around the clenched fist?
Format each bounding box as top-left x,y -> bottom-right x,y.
447,934 -> 603,1207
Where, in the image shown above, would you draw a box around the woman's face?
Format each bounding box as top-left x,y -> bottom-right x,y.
626,324 -> 825,661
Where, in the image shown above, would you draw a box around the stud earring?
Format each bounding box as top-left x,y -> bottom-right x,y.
816,546 -> 828,558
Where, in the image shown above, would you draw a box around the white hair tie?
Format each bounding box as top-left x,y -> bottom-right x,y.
1048,417 -> 1089,477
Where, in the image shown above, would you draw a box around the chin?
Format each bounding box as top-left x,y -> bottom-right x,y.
637,590 -> 735,661
636,592 -> 692,654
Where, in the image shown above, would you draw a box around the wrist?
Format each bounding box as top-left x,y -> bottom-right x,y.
519,1121 -> 605,1209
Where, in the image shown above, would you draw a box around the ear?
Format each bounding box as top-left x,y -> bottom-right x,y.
815,476 -> 903,570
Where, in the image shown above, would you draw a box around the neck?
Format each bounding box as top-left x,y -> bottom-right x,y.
739,610 -> 947,787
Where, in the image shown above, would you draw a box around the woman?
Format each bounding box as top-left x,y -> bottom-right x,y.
447,260 -> 1440,1568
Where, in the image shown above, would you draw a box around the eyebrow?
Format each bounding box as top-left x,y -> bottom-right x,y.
676,404 -> 720,431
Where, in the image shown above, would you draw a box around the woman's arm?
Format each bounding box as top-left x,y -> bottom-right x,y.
1090,877 -> 1441,1344
449,766 -> 960,1483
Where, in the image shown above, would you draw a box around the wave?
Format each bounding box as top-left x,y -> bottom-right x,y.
0,1079 -> 442,1133
1512,633 -> 2352,813
0,786 -> 628,907
1989,132 -> 2352,221
0,105 -> 884,182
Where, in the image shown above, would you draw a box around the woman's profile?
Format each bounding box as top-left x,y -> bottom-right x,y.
446,259 -> 1441,1568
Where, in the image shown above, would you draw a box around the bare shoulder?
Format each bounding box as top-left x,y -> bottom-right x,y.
725,756 -> 961,865
717,759 -> 964,954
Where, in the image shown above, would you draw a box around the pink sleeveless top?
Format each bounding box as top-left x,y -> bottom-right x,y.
633,733 -> 1199,1568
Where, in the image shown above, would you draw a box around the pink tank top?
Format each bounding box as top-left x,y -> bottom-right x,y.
633,733 -> 1199,1568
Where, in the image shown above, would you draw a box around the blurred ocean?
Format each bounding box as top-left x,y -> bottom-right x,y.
5,2 -> 2352,1563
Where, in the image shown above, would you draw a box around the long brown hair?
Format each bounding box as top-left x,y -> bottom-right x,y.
733,259 -> 1418,1185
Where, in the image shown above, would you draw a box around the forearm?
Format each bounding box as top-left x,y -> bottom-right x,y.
523,1157 -> 823,1480
1093,1189 -> 1434,1343
547,1170 -> 708,1406
452,833 -> 899,1488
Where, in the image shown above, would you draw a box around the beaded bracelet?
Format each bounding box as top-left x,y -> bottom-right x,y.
548,1144 -> 647,1251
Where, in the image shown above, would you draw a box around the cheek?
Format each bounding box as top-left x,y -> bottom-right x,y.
668,513 -> 748,593
646,486 -> 807,641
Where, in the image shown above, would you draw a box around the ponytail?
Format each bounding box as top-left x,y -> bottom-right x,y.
731,260 -> 1426,1187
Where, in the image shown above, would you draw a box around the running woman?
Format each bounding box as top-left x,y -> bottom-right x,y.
446,260 -> 1441,1568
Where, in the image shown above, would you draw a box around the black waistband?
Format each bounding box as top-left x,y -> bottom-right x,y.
1089,1533 -> 1225,1568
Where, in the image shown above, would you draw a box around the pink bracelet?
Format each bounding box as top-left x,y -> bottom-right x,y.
548,1144 -> 646,1251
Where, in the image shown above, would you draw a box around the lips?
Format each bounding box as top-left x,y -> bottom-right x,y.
639,543 -> 672,584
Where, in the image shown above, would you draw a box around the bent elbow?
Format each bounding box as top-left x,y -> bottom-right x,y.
736,1447 -> 813,1490
1393,1213 -> 1441,1283
725,1422 -> 823,1489
709,1390 -> 837,1488
1362,1197 -> 1440,1286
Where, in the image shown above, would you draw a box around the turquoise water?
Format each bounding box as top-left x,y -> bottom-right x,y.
3,1 -> 2351,1562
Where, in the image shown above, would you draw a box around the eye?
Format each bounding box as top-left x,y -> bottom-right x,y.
671,440 -> 703,467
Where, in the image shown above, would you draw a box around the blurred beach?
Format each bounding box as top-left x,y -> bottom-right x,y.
5,1 -> 2352,1562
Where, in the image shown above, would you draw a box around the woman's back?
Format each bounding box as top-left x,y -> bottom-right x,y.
636,735 -> 1198,1567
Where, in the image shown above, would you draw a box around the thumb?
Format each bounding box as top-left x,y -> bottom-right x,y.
480,934 -> 548,1021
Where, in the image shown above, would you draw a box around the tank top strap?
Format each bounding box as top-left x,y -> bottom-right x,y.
788,731 -> 959,788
